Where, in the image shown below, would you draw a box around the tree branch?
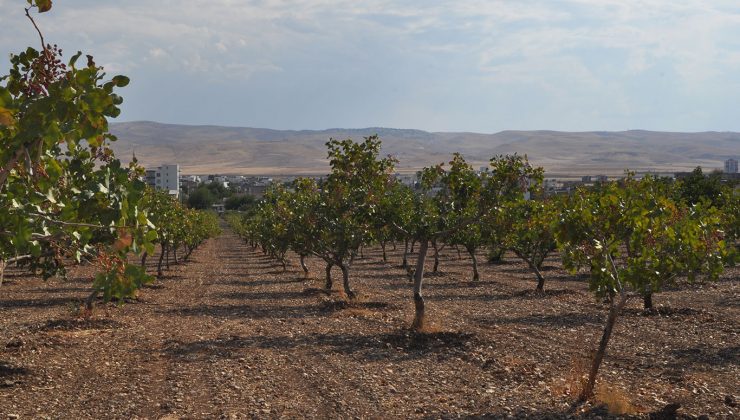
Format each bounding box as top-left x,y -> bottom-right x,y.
24,6 -> 46,49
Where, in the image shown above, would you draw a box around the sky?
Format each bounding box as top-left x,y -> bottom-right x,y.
2,0 -> 740,133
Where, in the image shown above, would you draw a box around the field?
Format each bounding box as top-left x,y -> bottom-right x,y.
1,227 -> 738,419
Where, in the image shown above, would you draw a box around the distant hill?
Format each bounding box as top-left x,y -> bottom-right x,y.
109,121 -> 739,176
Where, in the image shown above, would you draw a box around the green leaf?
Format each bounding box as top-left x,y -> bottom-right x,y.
145,230 -> 159,242
111,75 -> 130,87
36,0 -> 52,12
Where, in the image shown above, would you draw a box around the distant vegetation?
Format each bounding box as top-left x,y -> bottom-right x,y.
227,136 -> 736,400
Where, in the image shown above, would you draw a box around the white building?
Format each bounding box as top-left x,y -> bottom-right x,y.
145,164 -> 180,197
725,158 -> 738,174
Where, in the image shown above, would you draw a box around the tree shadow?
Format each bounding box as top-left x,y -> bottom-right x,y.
425,271 -> 449,278
512,289 -> 581,299
33,318 -> 122,332
214,290 -> 308,301
669,345 -> 739,367
24,286 -> 91,294
318,299 -> 394,313
383,279 -> 499,291
622,306 -> 708,318
440,407 -> 594,419
713,294 -> 739,308
158,303 -> 325,320
161,329 -> 476,363
480,312 -> 602,328
220,277 -> 304,287
0,296 -> 75,309
0,362 -> 30,379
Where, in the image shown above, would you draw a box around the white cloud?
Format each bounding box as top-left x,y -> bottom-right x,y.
2,0 -> 740,131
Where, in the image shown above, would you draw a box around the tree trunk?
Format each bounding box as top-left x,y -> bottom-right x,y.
281,258 -> 287,272
157,244 -> 166,276
392,241 -> 397,251
410,239 -> 416,253
300,254 -> 309,276
515,251 -> 546,292
528,258 -> 545,292
580,292 -> 629,400
432,239 -> 440,273
412,240 -> 429,331
339,263 -> 355,300
325,261 -> 333,290
184,246 -> 194,261
164,246 -> 170,270
487,246 -> 505,264
643,293 -> 653,311
455,245 -> 462,260
468,246 -> 479,281
402,239 -> 409,268
381,241 -> 387,262
535,270 -> 545,292
173,246 -> 178,264
0,259 -> 6,287
85,289 -> 98,311
140,251 -> 148,269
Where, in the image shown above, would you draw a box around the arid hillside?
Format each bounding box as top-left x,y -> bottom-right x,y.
109,122 -> 739,175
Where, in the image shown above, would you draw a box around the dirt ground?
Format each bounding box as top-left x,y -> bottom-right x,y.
0,226 -> 738,419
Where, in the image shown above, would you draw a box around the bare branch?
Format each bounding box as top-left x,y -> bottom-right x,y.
24,7 -> 46,50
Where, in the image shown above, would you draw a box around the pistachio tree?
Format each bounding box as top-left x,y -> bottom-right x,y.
504,198 -> 557,292
556,175 -> 728,400
0,1 -> 155,306
309,136 -> 396,298
286,177 -> 321,277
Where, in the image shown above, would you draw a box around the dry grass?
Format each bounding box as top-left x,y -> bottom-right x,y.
552,352 -> 591,399
66,301 -> 94,320
415,320 -> 446,334
595,385 -> 639,415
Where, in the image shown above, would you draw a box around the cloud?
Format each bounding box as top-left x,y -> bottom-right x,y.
1,0 -> 740,131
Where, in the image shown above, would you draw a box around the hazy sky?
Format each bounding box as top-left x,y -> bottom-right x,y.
2,0 -> 740,132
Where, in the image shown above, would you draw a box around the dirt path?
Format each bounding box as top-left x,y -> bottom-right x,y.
1,226 -> 738,418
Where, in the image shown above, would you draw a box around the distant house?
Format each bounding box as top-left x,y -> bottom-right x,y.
145,164 -> 180,198
725,158 -> 738,174
243,184 -> 268,199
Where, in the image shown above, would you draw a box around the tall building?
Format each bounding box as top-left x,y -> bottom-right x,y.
145,164 -> 180,197
725,158 -> 738,174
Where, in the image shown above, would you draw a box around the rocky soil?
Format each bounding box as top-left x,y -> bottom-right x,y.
1,227 -> 738,419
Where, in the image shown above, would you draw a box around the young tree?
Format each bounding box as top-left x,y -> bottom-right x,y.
307,136 -> 396,298
556,176 -> 728,400
481,154 -> 544,269
285,177 -> 321,277
398,154 -> 542,330
444,154 -> 485,281
504,198 -> 557,292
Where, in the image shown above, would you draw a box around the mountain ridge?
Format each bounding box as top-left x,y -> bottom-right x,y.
109,121 -> 739,175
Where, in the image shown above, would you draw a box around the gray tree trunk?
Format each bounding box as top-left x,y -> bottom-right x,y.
324,261 -> 333,290
580,292 -> 629,400
467,246 -> 479,281
412,240 -> 429,331
300,254 -> 309,276
157,244 -> 166,277
340,263 -> 355,300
